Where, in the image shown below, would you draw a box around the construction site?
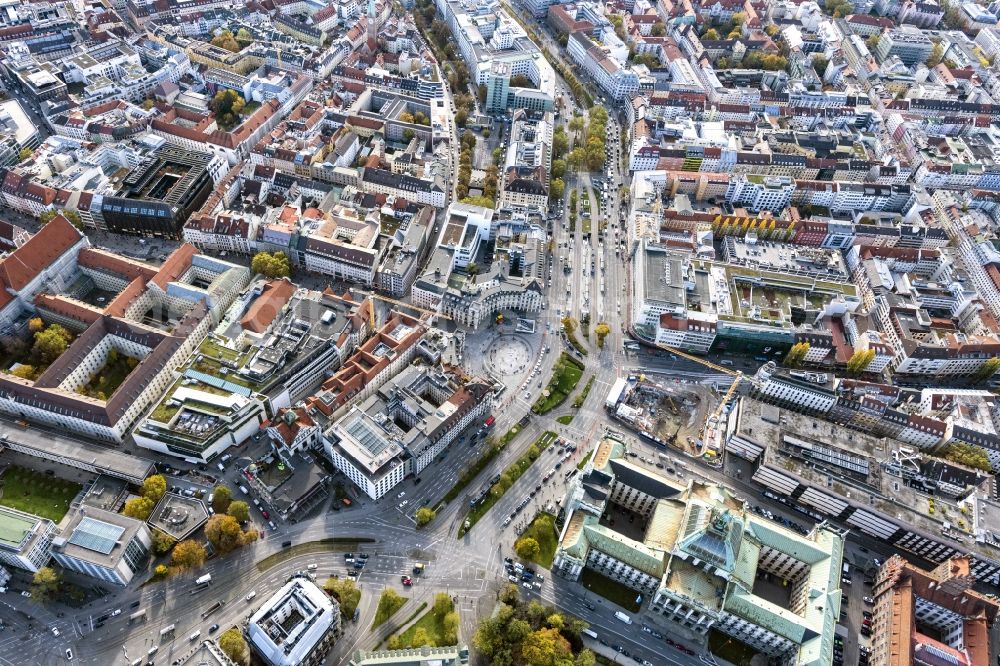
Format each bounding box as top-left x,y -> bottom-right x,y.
607,374 -> 713,456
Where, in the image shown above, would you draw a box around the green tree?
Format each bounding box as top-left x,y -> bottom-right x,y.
154,564 -> 169,578
10,364 -> 36,380
549,178 -> 565,200
205,514 -> 245,553
142,474 -> 167,502
209,89 -> 245,128
18,147 -> 33,161
551,159 -> 566,179
594,322 -> 610,348
552,129 -> 569,159
141,99 -> 155,111
972,357 -> 1000,382
812,54 -> 828,78
865,34 -> 880,53
374,588 -> 406,626
212,484 -> 232,513
227,500 -> 250,523
218,628 -> 248,664
415,506 -> 436,526
567,147 -> 586,171
324,577 -> 361,620
432,592 -> 452,618
515,537 -> 541,560
442,610 -> 460,644
784,342 -> 810,368
151,529 -> 176,555
650,22 -> 666,36
123,496 -> 154,520
522,627 -> 572,666
926,41 -> 944,68
702,28 -> 719,40
846,349 -> 876,376
942,442 -> 993,472
31,323 -> 72,365
236,28 -> 253,45
211,30 -> 240,53
171,539 -> 206,569
251,251 -> 292,278
411,626 -> 431,647
31,566 -> 60,601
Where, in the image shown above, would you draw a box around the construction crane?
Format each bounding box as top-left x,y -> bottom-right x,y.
653,342 -> 747,448
366,292 -> 452,332
653,343 -> 737,377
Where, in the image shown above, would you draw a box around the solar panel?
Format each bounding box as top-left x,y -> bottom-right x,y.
68,518 -> 125,555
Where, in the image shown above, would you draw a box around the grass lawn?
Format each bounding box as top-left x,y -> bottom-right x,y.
0,466 -> 81,522
373,589 -> 407,627
708,629 -> 761,665
460,431 -> 556,536
149,398 -> 180,423
198,338 -> 243,364
576,450 -> 593,470
571,375 -> 595,408
442,442 -> 502,504
514,512 -> 559,568
392,597 -> 455,648
579,568 -> 642,612
532,354 -> 585,414
81,352 -> 138,399
556,414 -> 574,425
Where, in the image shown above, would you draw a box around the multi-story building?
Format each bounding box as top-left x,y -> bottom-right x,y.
433,0 -> 555,113
246,578 -> 341,666
730,397 -> 1000,586
324,365 -> 493,499
50,507 -> 152,586
869,555 -> 999,666
0,506 -> 55,572
566,31 -> 642,101
499,110 -> 552,213
98,145 -> 225,237
553,433 -> 844,665
873,28 -> 934,65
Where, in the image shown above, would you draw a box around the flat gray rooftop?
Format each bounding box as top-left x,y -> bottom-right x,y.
0,430 -> 154,484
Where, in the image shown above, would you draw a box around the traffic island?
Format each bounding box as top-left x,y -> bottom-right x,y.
513,512 -> 559,568
458,431 -> 557,537
385,593 -> 458,649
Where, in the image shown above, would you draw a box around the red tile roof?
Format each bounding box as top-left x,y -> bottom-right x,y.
240,278 -> 296,334
0,215 -> 82,292
151,244 -> 198,290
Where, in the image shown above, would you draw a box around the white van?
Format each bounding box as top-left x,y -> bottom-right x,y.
189,631 -> 201,641
245,591 -> 257,602
239,485 -> 249,495
614,611 -> 632,624
307,563 -> 318,571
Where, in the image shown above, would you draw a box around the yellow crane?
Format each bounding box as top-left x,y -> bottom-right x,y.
366,293 -> 452,331
653,343 -> 737,376
653,342 -> 746,445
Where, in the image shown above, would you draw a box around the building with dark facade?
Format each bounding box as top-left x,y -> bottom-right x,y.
99,145 -> 216,237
